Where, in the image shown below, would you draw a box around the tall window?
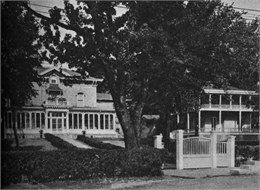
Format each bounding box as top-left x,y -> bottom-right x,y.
17,112 -> 21,129
84,114 -> 89,129
105,115 -> 109,129
90,114 -> 94,129
36,113 -> 40,128
69,113 -> 72,129
100,114 -> 104,129
41,113 -> 45,129
110,115 -> 114,130
32,113 -> 35,129
26,113 -> 30,128
79,114 -> 82,129
95,114 -> 99,129
21,113 -> 25,129
77,92 -> 84,107
74,114 -> 78,129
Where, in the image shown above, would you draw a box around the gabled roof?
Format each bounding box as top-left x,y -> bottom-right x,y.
203,85 -> 257,95
37,66 -> 103,82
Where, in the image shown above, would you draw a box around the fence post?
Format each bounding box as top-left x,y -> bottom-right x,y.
210,131 -> 217,168
154,134 -> 164,149
176,130 -> 184,170
227,135 -> 236,168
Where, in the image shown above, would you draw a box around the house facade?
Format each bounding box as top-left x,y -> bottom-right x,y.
3,66 -> 122,138
174,86 -> 260,136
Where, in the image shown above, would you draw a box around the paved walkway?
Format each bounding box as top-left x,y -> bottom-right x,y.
102,140 -> 125,148
163,168 -> 236,178
57,135 -> 94,149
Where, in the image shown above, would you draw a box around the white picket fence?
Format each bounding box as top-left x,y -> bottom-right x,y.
176,130 -> 235,169
154,130 -> 235,170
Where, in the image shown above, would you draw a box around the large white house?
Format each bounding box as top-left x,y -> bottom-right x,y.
3,66 -> 122,138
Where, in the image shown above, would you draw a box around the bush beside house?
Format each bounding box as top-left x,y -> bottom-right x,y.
2,148 -> 163,186
235,145 -> 259,166
77,135 -> 123,150
44,133 -> 78,150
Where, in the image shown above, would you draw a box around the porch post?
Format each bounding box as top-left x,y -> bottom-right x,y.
176,130 -> 184,170
187,113 -> 190,132
239,111 -> 242,132
82,113 -> 85,130
66,111 -> 69,132
227,135 -> 236,168
210,131 -> 217,168
177,114 -> 180,124
198,111 -> 201,132
219,111 -> 222,132
45,111 -> 48,131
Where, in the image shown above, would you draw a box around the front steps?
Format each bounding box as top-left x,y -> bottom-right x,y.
230,160 -> 260,175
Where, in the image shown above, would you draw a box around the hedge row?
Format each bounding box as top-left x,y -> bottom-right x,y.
77,135 -> 123,150
235,145 -> 259,166
44,133 -> 78,150
2,148 -> 163,186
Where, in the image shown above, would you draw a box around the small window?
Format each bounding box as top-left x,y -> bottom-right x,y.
77,92 -> 84,107
49,76 -> 58,84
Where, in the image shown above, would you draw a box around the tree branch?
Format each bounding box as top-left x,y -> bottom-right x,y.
23,2 -> 91,37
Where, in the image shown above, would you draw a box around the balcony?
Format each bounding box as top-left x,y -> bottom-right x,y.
201,104 -> 252,110
43,97 -> 70,108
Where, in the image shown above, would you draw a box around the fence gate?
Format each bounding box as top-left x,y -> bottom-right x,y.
182,137 -> 212,168
176,130 -> 235,170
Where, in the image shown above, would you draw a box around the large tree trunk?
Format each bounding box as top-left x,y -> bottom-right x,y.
12,110 -> 19,148
116,107 -> 143,150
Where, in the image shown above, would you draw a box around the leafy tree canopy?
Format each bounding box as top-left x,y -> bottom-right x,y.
23,1 -> 259,149
1,1 -> 42,108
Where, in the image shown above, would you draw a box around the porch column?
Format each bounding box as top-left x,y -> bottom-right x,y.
82,113 -> 85,130
198,111 -> 201,132
219,111 -> 222,132
187,113 -> 190,132
219,94 -> 222,106
66,111 -> 69,131
177,114 -> 180,124
230,95 -> 232,108
209,94 -> 212,108
239,111 -> 242,132
239,95 -> 242,109
50,112 -> 52,131
29,112 -> 32,129
45,111 -> 48,130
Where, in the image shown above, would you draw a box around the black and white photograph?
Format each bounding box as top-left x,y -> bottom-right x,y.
1,0 -> 260,189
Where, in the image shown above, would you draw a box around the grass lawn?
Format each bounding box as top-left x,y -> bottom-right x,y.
1,138 -> 58,151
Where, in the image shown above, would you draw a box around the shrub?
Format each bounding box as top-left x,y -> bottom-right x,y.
1,148 -> 163,186
235,145 -> 259,167
77,135 -> 123,150
44,133 -> 78,150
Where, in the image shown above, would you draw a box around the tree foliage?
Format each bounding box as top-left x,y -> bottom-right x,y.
1,1 -> 42,145
1,1 -> 42,108
23,1 -> 258,149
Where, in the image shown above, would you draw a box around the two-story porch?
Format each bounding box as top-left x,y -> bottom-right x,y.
174,87 -> 260,136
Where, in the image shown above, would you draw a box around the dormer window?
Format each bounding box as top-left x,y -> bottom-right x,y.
49,76 -> 58,84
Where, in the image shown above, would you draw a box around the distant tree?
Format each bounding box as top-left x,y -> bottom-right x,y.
1,1 -> 42,147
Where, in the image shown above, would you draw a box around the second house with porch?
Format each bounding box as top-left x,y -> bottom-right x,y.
174,85 -> 259,135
